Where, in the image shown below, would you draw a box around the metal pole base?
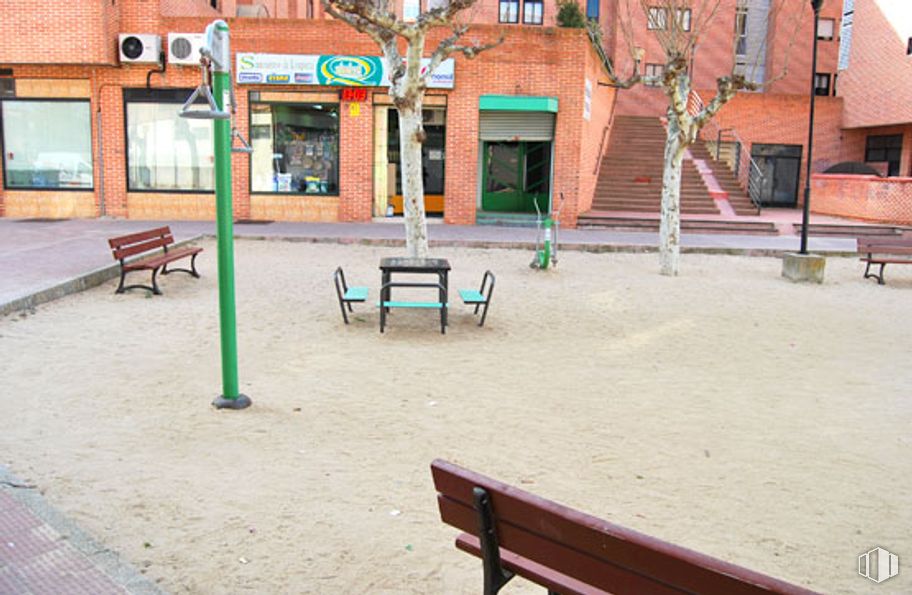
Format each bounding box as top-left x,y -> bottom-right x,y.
212,394 -> 252,410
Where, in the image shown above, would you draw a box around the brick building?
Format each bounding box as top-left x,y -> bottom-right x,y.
0,0 -> 909,225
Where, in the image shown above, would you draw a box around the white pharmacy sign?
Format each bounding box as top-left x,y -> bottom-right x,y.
236,53 -> 455,89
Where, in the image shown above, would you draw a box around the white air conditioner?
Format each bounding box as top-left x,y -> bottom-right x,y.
168,33 -> 206,66
119,34 -> 162,64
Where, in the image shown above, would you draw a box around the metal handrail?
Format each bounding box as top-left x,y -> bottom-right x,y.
687,91 -> 764,213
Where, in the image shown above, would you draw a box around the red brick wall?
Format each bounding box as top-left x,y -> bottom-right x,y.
1,14 -> 598,225
812,173 -> 912,225
0,0 -> 120,65
838,0 -> 912,129
707,92 -> 845,203
576,46 -> 615,219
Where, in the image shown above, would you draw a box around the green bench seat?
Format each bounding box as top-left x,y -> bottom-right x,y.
458,289 -> 486,304
381,301 -> 445,309
344,286 -> 369,302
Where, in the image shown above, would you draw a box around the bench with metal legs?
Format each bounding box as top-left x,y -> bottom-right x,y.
333,267 -> 368,324
458,270 -> 495,327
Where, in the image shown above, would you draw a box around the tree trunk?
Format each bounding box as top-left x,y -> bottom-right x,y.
397,103 -> 428,257
659,118 -> 686,276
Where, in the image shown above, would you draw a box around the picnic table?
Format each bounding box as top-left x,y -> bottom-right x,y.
379,257 -> 450,334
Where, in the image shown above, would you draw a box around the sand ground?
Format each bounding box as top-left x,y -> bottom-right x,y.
0,239 -> 910,594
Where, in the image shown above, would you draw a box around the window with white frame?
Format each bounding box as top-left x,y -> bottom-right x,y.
645,63 -> 665,86
647,7 -> 668,30
403,0 -> 420,22
817,18 -> 835,40
734,5 -> 748,55
676,8 -> 691,31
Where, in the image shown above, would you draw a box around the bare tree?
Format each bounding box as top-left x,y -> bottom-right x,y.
322,0 -> 501,257
601,0 -> 804,275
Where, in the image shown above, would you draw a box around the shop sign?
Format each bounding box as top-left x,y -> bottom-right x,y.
236,53 -> 455,89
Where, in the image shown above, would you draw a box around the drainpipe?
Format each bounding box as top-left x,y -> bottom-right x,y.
96,105 -> 105,217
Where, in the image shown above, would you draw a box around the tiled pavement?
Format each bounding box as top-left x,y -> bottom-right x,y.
0,467 -> 163,594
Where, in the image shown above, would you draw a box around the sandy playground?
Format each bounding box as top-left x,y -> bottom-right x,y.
0,239 -> 910,594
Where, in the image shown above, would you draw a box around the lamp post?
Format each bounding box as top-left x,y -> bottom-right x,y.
800,0 -> 824,254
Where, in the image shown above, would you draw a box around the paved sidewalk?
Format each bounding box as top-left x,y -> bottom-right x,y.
0,217 -> 857,315
0,467 -> 164,594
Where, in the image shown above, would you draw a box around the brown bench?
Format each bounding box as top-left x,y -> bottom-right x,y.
857,236 -> 912,285
107,226 -> 202,295
432,459 -> 819,595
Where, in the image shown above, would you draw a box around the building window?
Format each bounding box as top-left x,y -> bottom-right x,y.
250,102 -> 339,194
306,0 -> 314,18
1,100 -> 93,190
403,0 -> 420,22
814,73 -> 830,96
735,6 -> 748,55
499,0 -> 518,23
647,7 -> 668,30
644,63 -> 665,86
209,0 -> 217,8
865,134 -> 903,177
125,89 -> 214,192
586,0 -> 599,21
817,18 -> 835,40
523,0 -> 543,24
676,8 -> 691,31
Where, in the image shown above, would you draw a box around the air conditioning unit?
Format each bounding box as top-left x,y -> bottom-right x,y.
168,33 -> 206,66
119,34 -> 162,64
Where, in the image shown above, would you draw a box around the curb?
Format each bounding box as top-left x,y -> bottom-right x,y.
0,235 -> 205,317
0,465 -> 167,595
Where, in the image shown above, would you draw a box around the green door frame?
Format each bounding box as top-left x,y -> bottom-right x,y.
481,140 -> 550,213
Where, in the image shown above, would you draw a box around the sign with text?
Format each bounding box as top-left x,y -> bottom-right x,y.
236,53 -> 455,89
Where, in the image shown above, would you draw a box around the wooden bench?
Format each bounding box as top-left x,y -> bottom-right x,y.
857,236 -> 912,285
432,459 -> 819,595
107,226 -> 202,295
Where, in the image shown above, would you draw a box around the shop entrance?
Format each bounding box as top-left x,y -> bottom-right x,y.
481,141 -> 551,213
387,108 -> 446,216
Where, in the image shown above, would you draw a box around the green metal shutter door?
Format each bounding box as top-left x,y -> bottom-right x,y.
479,112 -> 555,142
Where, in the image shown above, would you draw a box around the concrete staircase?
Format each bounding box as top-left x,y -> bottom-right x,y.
688,143 -> 759,216
590,116 -> 720,216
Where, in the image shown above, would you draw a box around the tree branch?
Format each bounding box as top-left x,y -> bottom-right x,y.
321,0 -> 413,39
424,25 -> 503,83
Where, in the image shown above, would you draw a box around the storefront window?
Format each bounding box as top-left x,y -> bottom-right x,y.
2,100 -> 93,190
125,89 -> 214,192
250,102 -> 339,195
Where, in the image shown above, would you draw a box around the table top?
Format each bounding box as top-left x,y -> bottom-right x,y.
380,257 -> 451,272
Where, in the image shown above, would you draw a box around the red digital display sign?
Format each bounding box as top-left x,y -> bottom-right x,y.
341,88 -> 368,102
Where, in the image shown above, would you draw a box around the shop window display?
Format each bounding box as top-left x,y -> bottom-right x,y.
250,103 -> 339,195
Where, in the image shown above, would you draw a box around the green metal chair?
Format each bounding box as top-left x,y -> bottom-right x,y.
334,267 -> 368,324
458,270 -> 495,327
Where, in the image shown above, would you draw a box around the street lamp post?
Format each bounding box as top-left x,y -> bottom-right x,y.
800,0 -> 824,254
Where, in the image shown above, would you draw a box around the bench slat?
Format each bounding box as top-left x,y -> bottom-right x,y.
860,257 -> 912,264
458,289 -> 486,304
343,287 -> 369,302
122,247 -> 202,271
432,460 -> 818,595
108,226 -> 173,249
112,236 -> 174,261
456,533 -> 613,595
381,301 -> 444,308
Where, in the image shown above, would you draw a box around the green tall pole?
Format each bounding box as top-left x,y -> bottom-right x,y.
208,21 -> 251,410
